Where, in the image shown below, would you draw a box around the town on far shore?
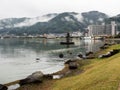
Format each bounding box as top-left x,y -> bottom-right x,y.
0,21 -> 119,40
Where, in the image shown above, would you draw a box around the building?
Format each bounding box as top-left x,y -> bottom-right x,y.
111,21 -> 116,36
87,21 -> 117,37
71,31 -> 82,37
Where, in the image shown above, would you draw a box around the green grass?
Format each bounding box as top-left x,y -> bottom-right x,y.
52,44 -> 120,90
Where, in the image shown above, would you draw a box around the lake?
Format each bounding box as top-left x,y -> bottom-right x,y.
0,38 -> 104,84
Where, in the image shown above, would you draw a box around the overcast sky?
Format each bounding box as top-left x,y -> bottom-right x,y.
0,0 -> 120,19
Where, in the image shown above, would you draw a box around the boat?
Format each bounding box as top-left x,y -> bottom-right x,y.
82,36 -> 93,40
82,36 -> 103,40
60,32 -> 74,45
0,37 -> 4,39
94,36 -> 103,40
60,42 -> 74,45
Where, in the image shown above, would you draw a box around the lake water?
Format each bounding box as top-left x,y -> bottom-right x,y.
0,38 -> 104,84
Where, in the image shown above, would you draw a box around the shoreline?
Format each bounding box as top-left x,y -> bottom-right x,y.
105,38 -> 120,40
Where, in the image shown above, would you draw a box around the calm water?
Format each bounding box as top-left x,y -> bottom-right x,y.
0,38 -> 104,84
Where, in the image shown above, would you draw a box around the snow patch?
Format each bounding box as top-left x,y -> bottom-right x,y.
72,14 -> 83,22
98,18 -> 104,21
64,16 -> 75,22
89,20 -> 94,24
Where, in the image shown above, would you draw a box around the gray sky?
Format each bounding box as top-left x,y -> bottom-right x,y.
0,0 -> 120,19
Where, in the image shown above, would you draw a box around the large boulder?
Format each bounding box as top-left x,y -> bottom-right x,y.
64,59 -> 73,64
43,74 -> 53,79
0,84 -> 8,90
85,51 -> 93,56
69,61 -> 78,69
64,59 -> 79,69
19,71 -> 44,85
77,54 -> 83,58
64,59 -> 77,64
27,71 -> 44,81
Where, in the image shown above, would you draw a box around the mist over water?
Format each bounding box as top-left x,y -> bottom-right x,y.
0,38 -> 104,84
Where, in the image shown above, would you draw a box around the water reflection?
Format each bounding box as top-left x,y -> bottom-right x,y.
83,40 -> 104,52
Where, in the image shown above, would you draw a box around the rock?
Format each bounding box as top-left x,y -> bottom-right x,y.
100,46 -> 108,49
82,55 -> 87,59
0,84 -> 8,90
19,71 -> 44,85
8,84 -> 20,90
64,59 -> 79,69
69,52 -> 72,55
113,49 -> 120,53
53,75 -> 63,79
98,49 -> 120,59
43,74 -> 53,79
86,54 -> 95,59
19,78 -> 31,85
59,53 -> 64,58
64,59 -> 72,64
98,55 -> 103,58
64,59 -> 77,64
86,56 -> 95,59
85,51 -> 93,56
77,54 -> 83,58
69,62 -> 78,69
36,58 -> 40,60
27,71 -> 44,80
98,53 -> 111,58
104,43 -> 110,46
77,52 -> 83,58
85,51 -> 94,59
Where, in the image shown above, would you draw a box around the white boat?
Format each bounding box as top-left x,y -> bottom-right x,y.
94,36 -> 103,40
82,36 -> 103,40
82,36 -> 93,40
0,37 -> 4,39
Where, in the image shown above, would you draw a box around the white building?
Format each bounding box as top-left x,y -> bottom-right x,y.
71,31 -> 82,37
111,21 -> 116,36
87,21 -> 117,37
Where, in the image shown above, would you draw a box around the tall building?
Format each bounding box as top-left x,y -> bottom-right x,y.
111,21 -> 116,36
87,21 -> 116,37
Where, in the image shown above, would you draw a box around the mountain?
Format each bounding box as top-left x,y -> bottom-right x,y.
106,15 -> 120,23
81,11 -> 109,25
105,14 -> 120,31
0,11 -> 109,35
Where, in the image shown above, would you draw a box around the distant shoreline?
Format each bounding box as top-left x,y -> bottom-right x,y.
105,38 -> 120,40
1,36 -> 120,40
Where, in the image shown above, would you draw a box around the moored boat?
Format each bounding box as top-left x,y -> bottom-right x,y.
82,36 -> 93,40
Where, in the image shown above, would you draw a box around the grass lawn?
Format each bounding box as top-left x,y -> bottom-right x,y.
52,44 -> 120,90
